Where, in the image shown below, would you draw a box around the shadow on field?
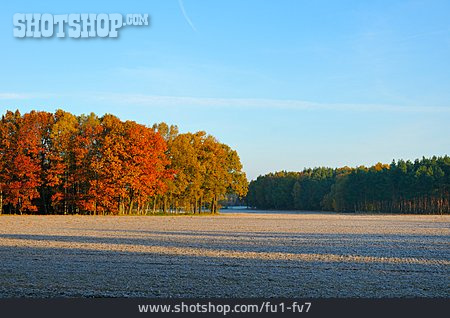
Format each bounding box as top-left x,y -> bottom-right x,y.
0,232 -> 448,261
0,244 -> 449,298
68,228 -> 450,239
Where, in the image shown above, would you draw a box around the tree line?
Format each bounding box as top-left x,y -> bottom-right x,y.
246,156 -> 449,214
0,110 -> 247,215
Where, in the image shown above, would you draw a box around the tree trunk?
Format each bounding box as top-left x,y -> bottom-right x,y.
128,199 -> 134,215
163,196 -> 167,214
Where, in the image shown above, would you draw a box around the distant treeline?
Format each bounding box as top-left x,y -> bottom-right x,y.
0,110 -> 247,215
247,156 -> 449,214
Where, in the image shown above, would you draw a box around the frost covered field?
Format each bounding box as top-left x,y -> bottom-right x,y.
0,213 -> 449,297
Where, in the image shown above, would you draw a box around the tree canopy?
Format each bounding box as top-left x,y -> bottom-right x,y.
0,110 -> 247,215
247,157 -> 449,214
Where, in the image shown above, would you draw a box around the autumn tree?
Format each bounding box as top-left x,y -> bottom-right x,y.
153,124 -> 248,214
0,111 -> 52,214
0,110 -> 247,215
46,109 -> 79,214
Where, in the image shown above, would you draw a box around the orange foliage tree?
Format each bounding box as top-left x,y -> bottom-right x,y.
0,110 -> 247,215
0,110 -> 174,214
0,110 -> 53,213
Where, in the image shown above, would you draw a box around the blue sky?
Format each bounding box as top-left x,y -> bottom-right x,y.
1,0 -> 449,180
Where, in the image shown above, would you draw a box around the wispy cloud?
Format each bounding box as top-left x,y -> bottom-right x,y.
0,93 -> 31,100
0,92 -> 53,100
93,93 -> 450,113
2,91 -> 449,113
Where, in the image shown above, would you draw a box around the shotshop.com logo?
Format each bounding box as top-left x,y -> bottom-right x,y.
13,13 -> 149,38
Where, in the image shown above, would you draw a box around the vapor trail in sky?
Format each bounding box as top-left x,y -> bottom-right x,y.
178,0 -> 197,32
